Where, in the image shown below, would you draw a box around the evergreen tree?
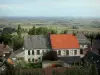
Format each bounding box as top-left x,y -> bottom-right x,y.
17,24 -> 22,37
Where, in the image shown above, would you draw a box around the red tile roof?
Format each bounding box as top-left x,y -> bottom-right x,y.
50,34 -> 80,49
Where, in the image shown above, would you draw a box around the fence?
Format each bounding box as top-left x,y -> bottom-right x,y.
0,67 -> 96,75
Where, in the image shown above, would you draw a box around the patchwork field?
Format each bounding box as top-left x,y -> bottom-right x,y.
0,17 -> 100,36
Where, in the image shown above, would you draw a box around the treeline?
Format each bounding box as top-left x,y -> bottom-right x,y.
84,32 -> 100,44
0,25 -> 24,51
28,26 -> 68,35
0,25 -> 28,34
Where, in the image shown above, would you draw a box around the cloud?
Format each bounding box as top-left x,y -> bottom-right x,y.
0,4 -> 9,8
0,4 -> 24,9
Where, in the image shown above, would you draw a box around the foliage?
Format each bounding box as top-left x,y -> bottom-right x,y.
72,31 -> 77,36
3,65 -> 99,75
0,34 -> 12,44
89,64 -> 98,75
60,29 -> 68,34
15,61 -> 42,69
2,27 -> 16,34
12,35 -> 24,50
28,26 -> 36,35
72,26 -> 78,29
28,26 -> 57,35
17,24 -> 22,37
26,62 -> 42,68
49,28 -> 57,34
36,27 -> 48,35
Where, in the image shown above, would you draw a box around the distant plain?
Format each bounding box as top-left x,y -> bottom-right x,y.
0,17 -> 100,35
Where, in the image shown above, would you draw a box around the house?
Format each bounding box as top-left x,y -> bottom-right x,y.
83,51 -> 100,74
83,51 -> 100,66
23,35 -> 51,63
76,32 -> 90,48
91,39 -> 100,55
0,43 -> 13,57
50,34 -> 84,57
76,33 -> 91,57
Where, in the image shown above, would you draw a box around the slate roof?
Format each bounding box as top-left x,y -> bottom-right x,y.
58,56 -> 81,64
9,48 -> 24,58
24,35 -> 50,49
76,33 -> 90,44
83,51 -> 100,68
14,48 -> 24,55
92,39 -> 100,49
50,34 -> 80,49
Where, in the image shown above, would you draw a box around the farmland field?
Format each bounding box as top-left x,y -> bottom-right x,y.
0,17 -> 100,35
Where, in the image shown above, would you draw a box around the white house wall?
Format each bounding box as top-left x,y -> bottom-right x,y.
24,49 -> 48,62
56,49 -> 85,58
56,49 -> 80,57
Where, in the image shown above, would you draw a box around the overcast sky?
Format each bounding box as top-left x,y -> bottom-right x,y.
0,0 -> 100,17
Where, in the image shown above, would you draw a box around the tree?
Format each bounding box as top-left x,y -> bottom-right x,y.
36,27 -> 48,35
28,26 -> 36,35
0,34 -> 12,45
85,33 -> 95,46
72,26 -> 78,29
12,35 -> 24,50
49,28 -> 57,34
72,31 -> 76,36
17,24 -> 22,37
60,30 -> 68,34
95,32 -> 100,39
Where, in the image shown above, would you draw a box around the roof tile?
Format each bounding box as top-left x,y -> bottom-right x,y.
50,34 -> 80,49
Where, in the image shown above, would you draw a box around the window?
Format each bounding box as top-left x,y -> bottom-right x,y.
74,50 -> 77,55
28,58 -> 31,62
28,50 -> 30,55
32,58 -> 34,62
66,50 -> 69,55
38,57 -> 41,62
80,49 -> 83,54
58,50 -> 61,55
37,50 -> 40,55
32,50 -> 34,55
